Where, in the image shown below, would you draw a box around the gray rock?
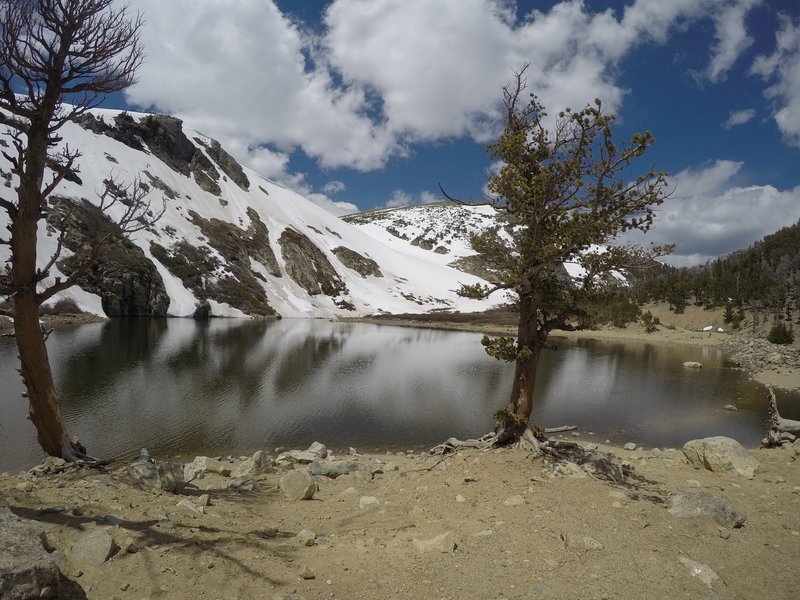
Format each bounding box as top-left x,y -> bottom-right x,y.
279,470 -> 316,500
65,527 -> 119,568
723,404 -> 738,411
227,477 -> 255,492
276,450 -> 317,465
296,529 -> 316,546
623,442 -> 637,451
177,499 -> 204,515
129,461 -> 185,493
358,496 -> 379,510
278,228 -> 349,298
307,441 -> 328,459
332,246 -> 383,278
298,564 -> 316,580
683,361 -> 703,369
564,533 -> 603,550
0,501 -> 85,600
682,436 -> 759,479
678,556 -> 719,587
309,460 -> 359,478
669,488 -> 747,528
412,531 -> 456,554
184,456 -> 232,481
503,495 -> 525,506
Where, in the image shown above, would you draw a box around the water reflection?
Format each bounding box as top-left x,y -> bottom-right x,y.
0,320 -> 797,472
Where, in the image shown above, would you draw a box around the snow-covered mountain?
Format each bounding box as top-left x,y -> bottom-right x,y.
0,109 -> 503,318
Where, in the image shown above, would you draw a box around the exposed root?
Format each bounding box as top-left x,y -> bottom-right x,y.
764,386 -> 800,447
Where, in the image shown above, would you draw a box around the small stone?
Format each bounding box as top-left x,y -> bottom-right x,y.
15,481 -> 34,492
297,529 -> 316,546
678,556 -> 719,587
177,499 -> 204,515
623,442 -> 637,451
564,533 -> 603,550
683,361 -> 703,369
723,404 -> 738,411
359,496 -> 379,510
279,470 -> 316,501
503,495 -> 525,506
455,494 -> 466,503
718,527 -> 731,540
412,531 -> 456,554
298,564 -> 316,580
307,441 -> 328,459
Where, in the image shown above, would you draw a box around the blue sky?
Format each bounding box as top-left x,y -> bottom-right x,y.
108,0 -> 800,266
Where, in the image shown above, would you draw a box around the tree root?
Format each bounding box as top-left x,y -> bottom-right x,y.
764,386 -> 800,447
429,426 -> 575,456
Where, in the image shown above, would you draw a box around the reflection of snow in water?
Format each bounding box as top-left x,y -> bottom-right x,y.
0,320 -> 793,472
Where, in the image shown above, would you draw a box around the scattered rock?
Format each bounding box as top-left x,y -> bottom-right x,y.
65,528 -> 119,568
563,533 -> 603,551
359,496 -> 379,510
279,470 -> 316,501
683,361 -> 703,369
307,441 -> 328,459
412,531 -> 456,554
623,442 -> 637,451
678,556 -> 719,587
503,495 -> 525,506
296,529 -> 316,546
682,436 -> 759,479
177,499 -> 204,515
723,404 -> 739,411
227,477 -> 256,492
184,456 -> 231,481
669,488 -> 747,528
309,460 -> 358,479
276,450 -> 317,466
298,564 -> 316,580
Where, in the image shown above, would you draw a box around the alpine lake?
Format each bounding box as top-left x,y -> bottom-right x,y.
1,318 -> 799,473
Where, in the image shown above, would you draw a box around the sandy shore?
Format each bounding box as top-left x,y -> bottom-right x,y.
3,440 -> 799,600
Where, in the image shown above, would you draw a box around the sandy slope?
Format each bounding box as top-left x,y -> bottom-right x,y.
2,441 -> 799,600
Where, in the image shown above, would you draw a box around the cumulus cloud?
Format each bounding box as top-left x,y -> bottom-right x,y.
750,14 -> 800,146
619,160 -> 800,266
722,108 -> 756,129
706,0 -> 760,82
120,0 -> 781,215
323,180 -> 347,195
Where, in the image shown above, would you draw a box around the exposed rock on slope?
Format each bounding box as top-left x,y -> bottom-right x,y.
332,246 -> 383,278
279,229 -> 349,299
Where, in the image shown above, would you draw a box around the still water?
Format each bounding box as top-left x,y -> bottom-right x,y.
1,319 -> 798,472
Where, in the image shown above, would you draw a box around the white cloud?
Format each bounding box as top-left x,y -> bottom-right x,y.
722,108 -> 756,129
385,189 -> 440,208
619,160 -> 800,266
323,180 -> 347,195
751,14 -> 800,147
706,0 -> 760,82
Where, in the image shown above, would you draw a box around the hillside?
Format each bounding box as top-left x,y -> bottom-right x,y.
0,109 -> 501,319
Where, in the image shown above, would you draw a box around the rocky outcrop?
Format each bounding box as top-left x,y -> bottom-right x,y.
332,246 -> 383,278
198,138 -> 250,191
721,337 -> 800,376
49,198 -> 170,316
682,436 -> 759,479
279,228 -> 348,297
0,500 -> 86,600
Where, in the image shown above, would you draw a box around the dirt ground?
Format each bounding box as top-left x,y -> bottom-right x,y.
2,441 -> 799,600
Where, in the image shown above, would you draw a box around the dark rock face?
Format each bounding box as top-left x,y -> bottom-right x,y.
49,199 -> 170,316
332,246 -> 383,278
198,138 -> 250,191
0,501 -> 87,600
149,210 -> 279,317
279,228 -> 348,297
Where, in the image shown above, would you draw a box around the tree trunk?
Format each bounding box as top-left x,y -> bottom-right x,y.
10,141 -> 77,461
495,287 -> 542,445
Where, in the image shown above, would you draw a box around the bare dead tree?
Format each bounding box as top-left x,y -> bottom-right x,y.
0,0 -> 147,461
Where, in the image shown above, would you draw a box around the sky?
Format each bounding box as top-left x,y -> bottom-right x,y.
101,0 -> 800,267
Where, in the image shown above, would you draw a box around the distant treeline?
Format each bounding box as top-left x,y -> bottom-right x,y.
629,220 -> 800,323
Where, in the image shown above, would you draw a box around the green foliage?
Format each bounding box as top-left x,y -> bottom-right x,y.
481,335 -> 530,362
457,282 -> 492,299
493,409 -> 528,427
767,321 -> 795,345
640,310 -> 660,333
467,67 -> 669,361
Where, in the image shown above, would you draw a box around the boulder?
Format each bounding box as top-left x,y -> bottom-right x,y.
669,488 -> 747,528
307,441 -> 328,459
129,461 -> 185,493
683,361 -> 703,369
276,450 -> 317,466
0,501 -> 85,600
279,470 -> 316,501
184,456 -> 232,481
65,527 -> 119,568
682,436 -> 759,479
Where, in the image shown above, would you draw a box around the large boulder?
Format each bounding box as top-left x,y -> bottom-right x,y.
183,456 -> 232,481
669,488 -> 747,528
0,501 -> 86,600
64,527 -> 119,569
682,436 -> 759,479
279,469 -> 316,501
129,461 -> 185,493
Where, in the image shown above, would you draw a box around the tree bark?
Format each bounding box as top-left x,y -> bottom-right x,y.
495,286 -> 543,445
